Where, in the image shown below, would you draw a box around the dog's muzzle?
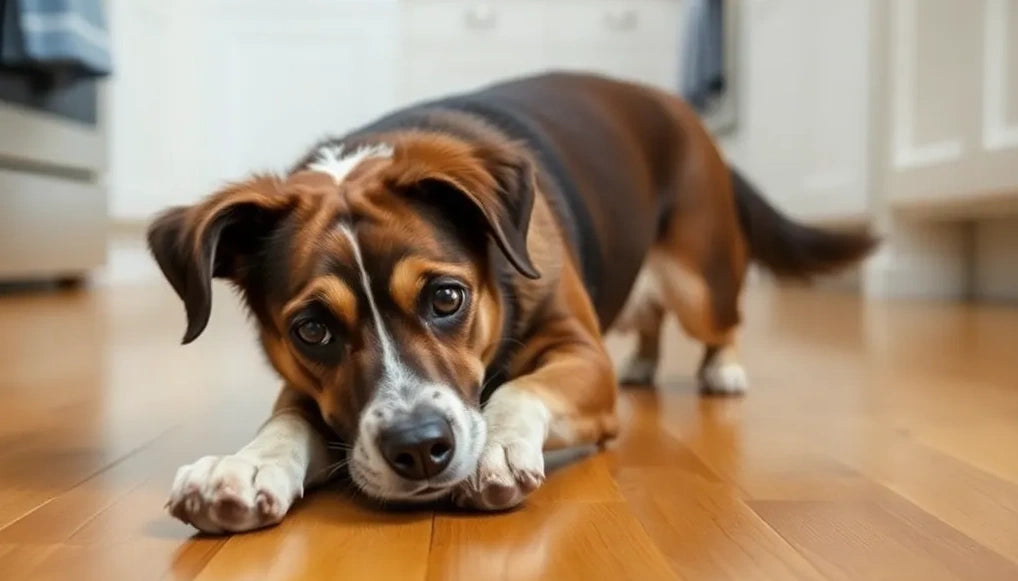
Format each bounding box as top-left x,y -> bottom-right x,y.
350,383 -> 485,502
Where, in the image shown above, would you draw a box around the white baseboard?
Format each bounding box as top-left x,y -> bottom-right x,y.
973,217 -> 1018,302
862,219 -> 971,300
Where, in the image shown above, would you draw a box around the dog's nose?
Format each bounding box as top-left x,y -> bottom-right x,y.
378,410 -> 455,480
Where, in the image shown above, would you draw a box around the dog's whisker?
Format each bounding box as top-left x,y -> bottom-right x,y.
326,460 -> 350,479
311,457 -> 351,482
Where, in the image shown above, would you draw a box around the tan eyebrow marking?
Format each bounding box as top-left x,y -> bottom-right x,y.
291,197 -> 340,279
283,275 -> 359,329
389,256 -> 474,315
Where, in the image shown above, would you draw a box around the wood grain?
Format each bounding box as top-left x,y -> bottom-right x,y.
1,241 -> 1017,580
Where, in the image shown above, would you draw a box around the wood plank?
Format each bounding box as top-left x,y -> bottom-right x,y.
3,537 -> 226,581
752,497 -> 1018,581
617,469 -> 825,581
850,430 -> 1018,565
429,502 -> 678,581
194,491 -> 433,581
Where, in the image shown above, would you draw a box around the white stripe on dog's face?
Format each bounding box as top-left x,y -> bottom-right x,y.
339,224 -> 485,501
339,224 -> 412,392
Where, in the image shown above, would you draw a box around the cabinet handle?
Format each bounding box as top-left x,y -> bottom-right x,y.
604,9 -> 638,31
464,6 -> 497,30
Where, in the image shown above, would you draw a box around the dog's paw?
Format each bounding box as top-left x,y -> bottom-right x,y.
166,454 -> 303,534
699,361 -> 748,395
452,437 -> 544,511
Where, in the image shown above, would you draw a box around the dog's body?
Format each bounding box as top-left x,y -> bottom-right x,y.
150,73 -> 874,533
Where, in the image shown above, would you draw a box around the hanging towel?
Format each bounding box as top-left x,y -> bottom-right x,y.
680,0 -> 724,114
1,0 -> 111,86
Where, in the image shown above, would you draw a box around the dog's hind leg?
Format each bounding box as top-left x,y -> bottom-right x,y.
615,263 -> 666,386
619,304 -> 664,386
651,248 -> 749,395
647,113 -> 751,395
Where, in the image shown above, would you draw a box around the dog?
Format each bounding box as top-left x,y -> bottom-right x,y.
148,72 -> 875,533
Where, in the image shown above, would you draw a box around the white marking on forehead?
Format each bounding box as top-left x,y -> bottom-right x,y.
308,143 -> 394,185
339,224 -> 412,390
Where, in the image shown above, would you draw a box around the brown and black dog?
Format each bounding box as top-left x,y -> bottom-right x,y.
148,72 -> 874,533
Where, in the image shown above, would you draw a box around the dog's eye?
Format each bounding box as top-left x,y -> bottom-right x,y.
295,319 -> 332,345
430,285 -> 465,317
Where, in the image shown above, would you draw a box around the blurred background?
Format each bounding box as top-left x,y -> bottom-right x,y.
2,0 -> 1018,300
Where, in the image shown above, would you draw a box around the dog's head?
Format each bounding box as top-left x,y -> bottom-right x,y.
148,133 -> 539,502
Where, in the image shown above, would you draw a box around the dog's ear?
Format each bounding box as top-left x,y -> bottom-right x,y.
147,176 -> 294,344
387,136 -> 540,279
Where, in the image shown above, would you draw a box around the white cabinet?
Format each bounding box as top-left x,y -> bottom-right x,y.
884,0 -> 1018,207
728,0 -> 1018,299
398,1 -> 547,103
108,0 -> 402,216
724,0 -> 871,223
543,0 -> 684,90
732,0 -> 1018,221
868,0 -> 1018,299
109,0 -> 685,221
208,0 -> 401,179
398,0 -> 683,106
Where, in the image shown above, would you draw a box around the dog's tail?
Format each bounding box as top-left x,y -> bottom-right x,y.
731,166 -> 877,279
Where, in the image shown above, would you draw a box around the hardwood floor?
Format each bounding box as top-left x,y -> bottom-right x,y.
2,246 -> 1017,580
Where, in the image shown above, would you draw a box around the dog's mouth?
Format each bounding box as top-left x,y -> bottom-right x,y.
402,484 -> 458,503
412,485 -> 448,496
349,472 -> 466,504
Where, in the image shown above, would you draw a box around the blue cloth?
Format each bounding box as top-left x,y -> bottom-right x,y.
680,0 -> 724,113
1,0 -> 111,81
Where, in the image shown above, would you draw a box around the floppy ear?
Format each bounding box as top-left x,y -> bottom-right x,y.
388,136 -> 540,279
146,176 -> 294,344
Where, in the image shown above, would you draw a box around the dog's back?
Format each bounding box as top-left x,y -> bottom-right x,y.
332,71 -> 875,393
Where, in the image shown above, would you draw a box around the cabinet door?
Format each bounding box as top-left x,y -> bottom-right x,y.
204,0 -> 400,179
731,0 -> 870,222
399,0 -> 546,105
790,0 -> 872,221
544,0 -> 683,91
885,0 -> 1018,207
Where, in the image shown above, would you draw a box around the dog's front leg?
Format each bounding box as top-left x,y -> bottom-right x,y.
166,389 -> 331,533
455,336 -> 619,511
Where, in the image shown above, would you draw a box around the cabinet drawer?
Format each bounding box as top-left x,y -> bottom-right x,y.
0,170 -> 106,279
545,0 -> 682,47
403,0 -> 544,44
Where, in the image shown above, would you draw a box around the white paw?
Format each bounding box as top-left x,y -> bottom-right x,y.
699,361 -> 748,395
453,437 -> 545,510
619,356 -> 657,386
166,454 -> 303,534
